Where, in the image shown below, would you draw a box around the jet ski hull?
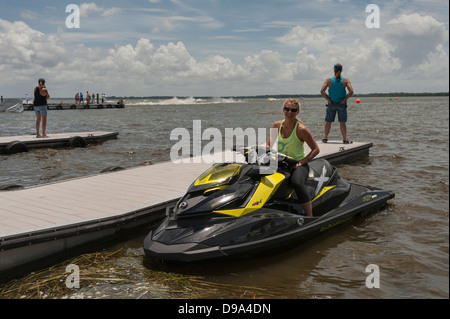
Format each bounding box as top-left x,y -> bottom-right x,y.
144,186 -> 395,263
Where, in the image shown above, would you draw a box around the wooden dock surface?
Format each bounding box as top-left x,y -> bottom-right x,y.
0,131 -> 119,154
0,160 -> 209,238
0,141 -> 372,274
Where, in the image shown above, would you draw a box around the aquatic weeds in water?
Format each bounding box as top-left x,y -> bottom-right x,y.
0,248 -> 273,299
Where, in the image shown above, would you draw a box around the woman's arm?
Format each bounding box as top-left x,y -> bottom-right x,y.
296,124 -> 320,166
266,121 -> 281,148
40,87 -> 50,99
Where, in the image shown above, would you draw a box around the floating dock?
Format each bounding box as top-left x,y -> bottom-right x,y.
23,103 -> 125,111
0,132 -> 119,155
0,141 -> 372,275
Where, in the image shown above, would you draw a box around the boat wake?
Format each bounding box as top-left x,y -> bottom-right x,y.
132,97 -> 244,106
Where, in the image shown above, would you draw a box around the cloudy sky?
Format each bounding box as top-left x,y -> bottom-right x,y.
0,0 -> 448,98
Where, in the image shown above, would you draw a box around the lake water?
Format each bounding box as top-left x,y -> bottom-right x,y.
0,96 -> 448,299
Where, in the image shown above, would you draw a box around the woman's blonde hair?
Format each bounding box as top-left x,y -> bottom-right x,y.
283,98 -> 300,109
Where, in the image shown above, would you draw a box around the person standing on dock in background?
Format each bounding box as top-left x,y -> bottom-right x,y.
320,63 -> 354,144
86,91 -> 90,107
33,78 -> 50,138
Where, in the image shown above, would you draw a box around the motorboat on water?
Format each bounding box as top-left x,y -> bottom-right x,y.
0,99 -> 23,113
143,146 -> 395,262
6,102 -> 24,113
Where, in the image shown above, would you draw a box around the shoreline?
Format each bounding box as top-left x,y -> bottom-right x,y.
107,92 -> 450,100
2,92 -> 448,101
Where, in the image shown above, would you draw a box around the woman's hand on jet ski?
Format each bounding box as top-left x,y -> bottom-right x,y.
277,153 -> 300,168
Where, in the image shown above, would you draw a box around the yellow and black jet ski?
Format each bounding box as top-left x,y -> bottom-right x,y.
143,147 -> 395,262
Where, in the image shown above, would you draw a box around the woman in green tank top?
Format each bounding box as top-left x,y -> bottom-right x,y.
266,99 -> 320,217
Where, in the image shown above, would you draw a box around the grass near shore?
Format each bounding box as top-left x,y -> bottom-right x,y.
0,248 -> 273,299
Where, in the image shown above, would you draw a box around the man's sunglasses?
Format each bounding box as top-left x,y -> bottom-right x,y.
284,107 -> 298,113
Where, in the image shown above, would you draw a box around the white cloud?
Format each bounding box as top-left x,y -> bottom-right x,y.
273,12 -> 448,93
102,8 -> 122,17
152,20 -> 175,33
385,13 -> 448,69
277,25 -> 332,51
79,3 -> 103,18
0,19 -> 67,70
80,3 -> 121,18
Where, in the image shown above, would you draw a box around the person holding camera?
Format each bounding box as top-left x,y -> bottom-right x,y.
33,78 -> 50,138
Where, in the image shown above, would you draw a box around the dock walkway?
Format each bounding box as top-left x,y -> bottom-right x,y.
0,141 -> 372,274
0,132 -> 119,155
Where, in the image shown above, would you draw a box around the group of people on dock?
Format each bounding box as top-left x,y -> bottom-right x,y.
74,92 -> 107,106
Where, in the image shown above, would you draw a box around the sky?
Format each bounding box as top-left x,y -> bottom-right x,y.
0,0 -> 448,98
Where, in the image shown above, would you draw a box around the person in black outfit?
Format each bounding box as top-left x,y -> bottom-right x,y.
33,78 -> 50,138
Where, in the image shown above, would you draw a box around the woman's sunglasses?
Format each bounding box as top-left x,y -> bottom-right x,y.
284,107 -> 298,113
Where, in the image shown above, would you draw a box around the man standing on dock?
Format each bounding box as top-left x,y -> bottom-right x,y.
320,63 -> 354,144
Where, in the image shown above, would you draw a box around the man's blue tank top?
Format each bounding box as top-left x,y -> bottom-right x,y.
329,76 -> 346,103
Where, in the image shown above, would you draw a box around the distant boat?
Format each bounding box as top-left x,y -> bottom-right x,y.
6,102 -> 24,113
0,99 -> 24,113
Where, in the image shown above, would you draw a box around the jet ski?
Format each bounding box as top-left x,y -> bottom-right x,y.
144,146 -> 395,262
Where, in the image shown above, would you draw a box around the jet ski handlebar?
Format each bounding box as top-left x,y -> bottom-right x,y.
232,145 -> 299,167
276,153 -> 300,167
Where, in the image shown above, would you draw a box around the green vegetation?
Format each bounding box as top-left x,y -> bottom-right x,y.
108,92 -> 448,100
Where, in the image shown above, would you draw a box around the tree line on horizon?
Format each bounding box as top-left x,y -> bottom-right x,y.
108,92 -> 448,100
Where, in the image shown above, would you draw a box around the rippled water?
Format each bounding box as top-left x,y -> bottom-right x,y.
0,96 -> 448,298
